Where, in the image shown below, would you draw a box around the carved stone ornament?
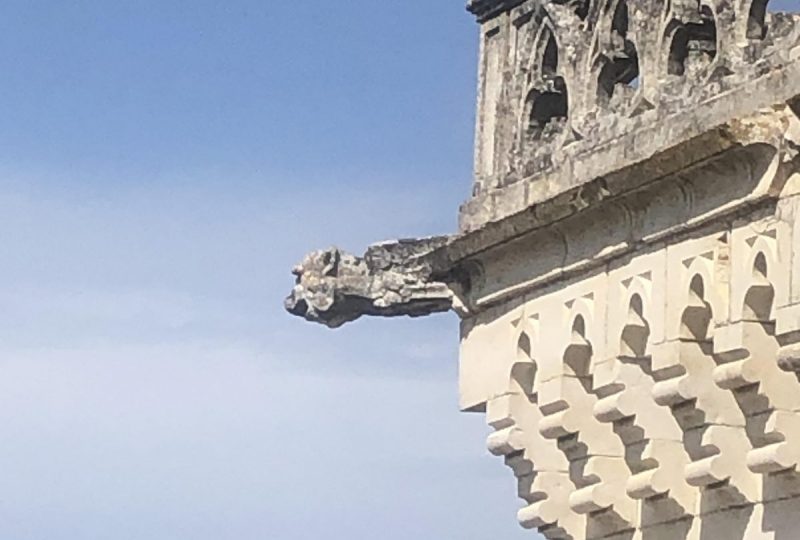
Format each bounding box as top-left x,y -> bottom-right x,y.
287,1 -> 800,538
285,238 -> 453,328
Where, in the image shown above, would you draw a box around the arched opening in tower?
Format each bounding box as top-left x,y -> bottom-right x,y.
596,0 -> 640,106
525,32 -> 568,140
667,6 -> 717,77
747,0 -> 770,39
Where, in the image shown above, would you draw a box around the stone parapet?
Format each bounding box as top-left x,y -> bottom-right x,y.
464,0 -> 800,232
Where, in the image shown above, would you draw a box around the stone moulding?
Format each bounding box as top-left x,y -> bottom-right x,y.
437,104 -> 800,310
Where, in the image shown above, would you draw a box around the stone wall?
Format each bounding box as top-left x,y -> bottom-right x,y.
459,104 -> 800,538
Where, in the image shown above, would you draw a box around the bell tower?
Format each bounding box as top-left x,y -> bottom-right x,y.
287,2 -> 800,538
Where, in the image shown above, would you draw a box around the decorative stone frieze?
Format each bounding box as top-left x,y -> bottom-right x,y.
286,1 -> 800,538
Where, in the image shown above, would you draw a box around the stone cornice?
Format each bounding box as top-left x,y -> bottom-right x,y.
441,84 -> 800,272
286,98 -> 800,327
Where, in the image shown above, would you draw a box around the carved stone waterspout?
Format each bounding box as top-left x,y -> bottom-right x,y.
285,238 -> 454,328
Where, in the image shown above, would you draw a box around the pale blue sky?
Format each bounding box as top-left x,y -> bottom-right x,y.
0,1 -> 526,539
0,1 -> 796,539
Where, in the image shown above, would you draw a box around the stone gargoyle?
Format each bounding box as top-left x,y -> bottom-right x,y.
285,237 -> 455,328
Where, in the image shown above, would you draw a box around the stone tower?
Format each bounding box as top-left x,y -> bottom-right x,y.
286,0 -> 800,538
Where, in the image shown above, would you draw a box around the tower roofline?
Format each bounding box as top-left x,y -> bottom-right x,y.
466,0 -> 525,22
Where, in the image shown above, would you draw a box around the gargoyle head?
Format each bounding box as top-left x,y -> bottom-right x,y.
285,238 -> 455,328
284,247 -> 369,328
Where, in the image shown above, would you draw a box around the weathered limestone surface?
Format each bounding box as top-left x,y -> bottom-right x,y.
286,238 -> 453,328
286,0 -> 800,538
462,0 -> 800,232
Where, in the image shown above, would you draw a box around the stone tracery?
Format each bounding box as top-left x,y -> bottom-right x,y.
592,0 -> 641,108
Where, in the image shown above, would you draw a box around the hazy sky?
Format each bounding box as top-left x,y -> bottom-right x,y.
0,1 -> 796,539
0,1 -> 528,539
